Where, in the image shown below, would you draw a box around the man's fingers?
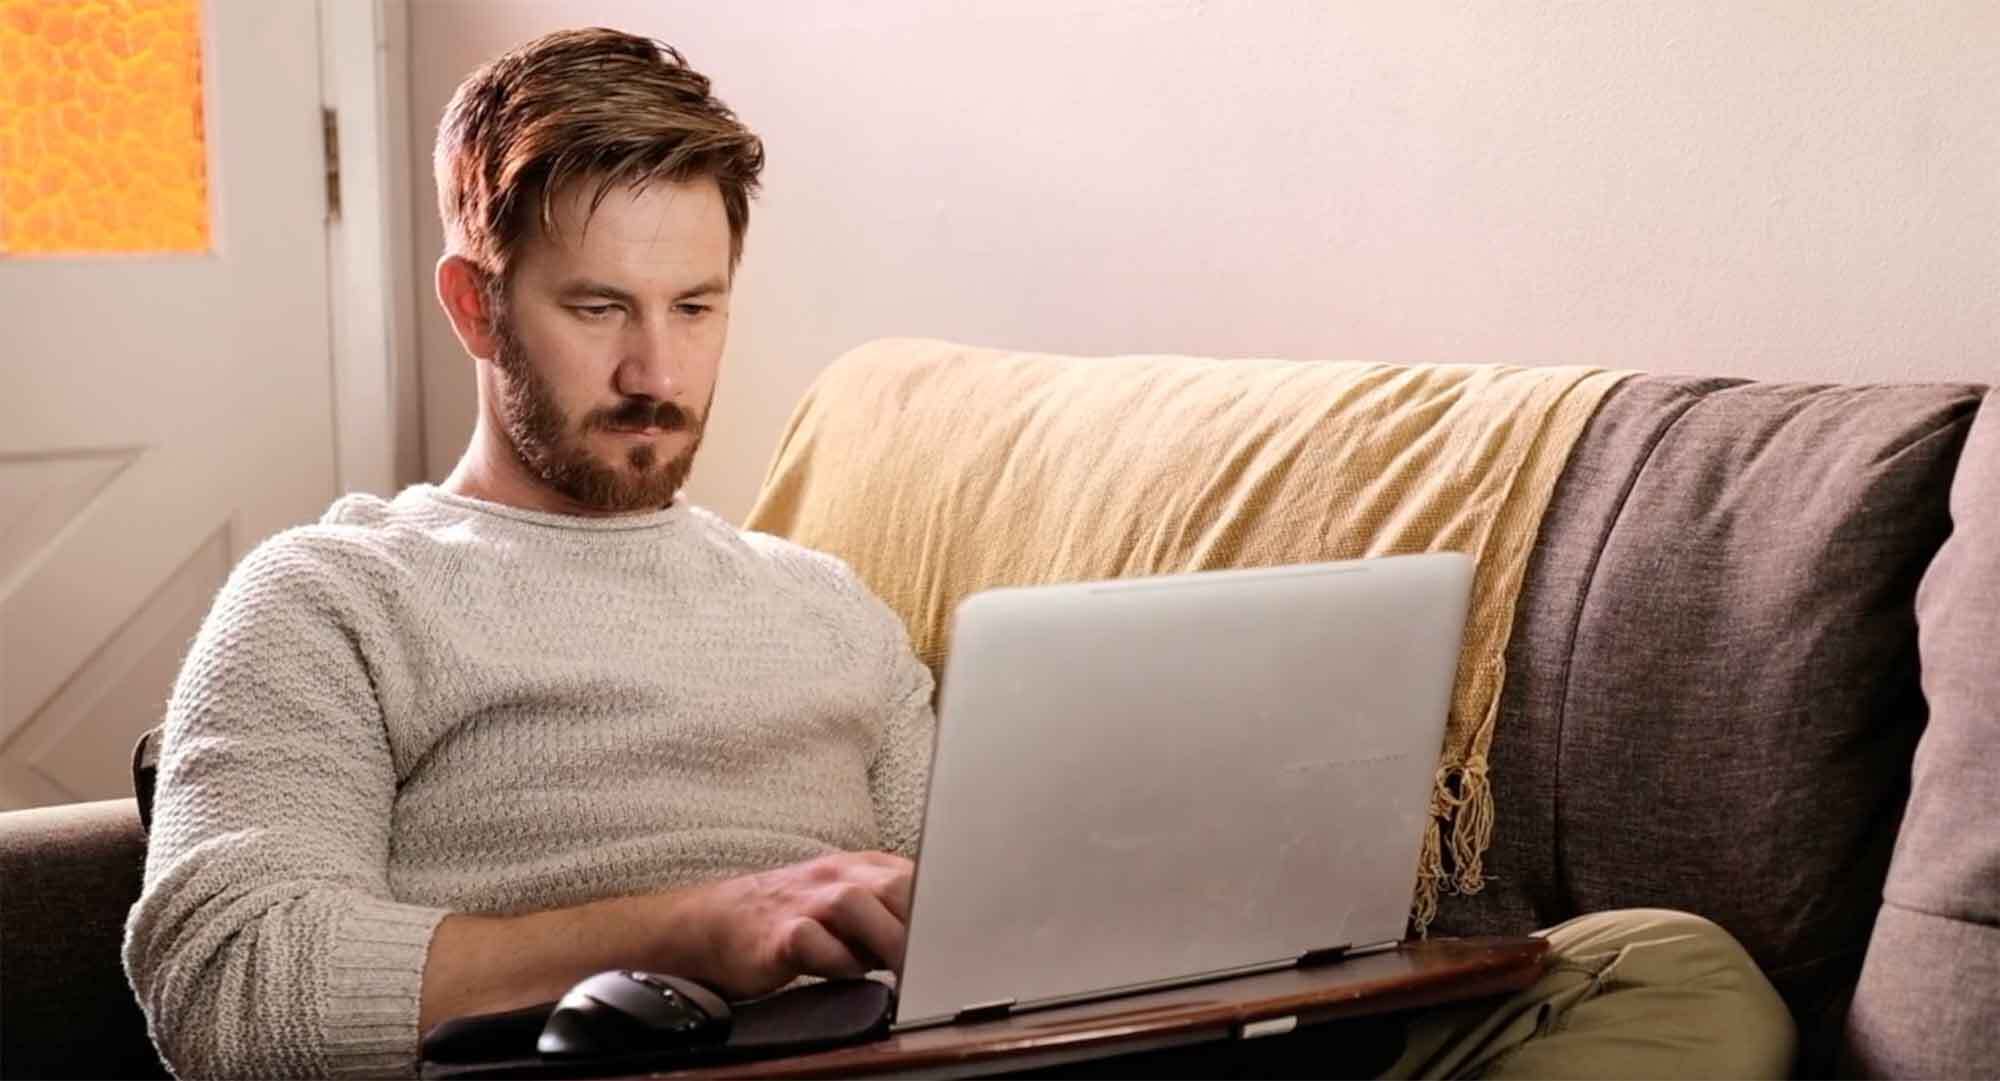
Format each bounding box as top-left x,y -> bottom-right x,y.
817,852 -> 914,923
763,852 -> 914,981
851,851 -> 914,872
871,864 -> 914,923
777,917 -> 867,980
821,885 -> 909,971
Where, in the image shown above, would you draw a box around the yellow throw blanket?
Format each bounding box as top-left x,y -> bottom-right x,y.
746,338 -> 1631,929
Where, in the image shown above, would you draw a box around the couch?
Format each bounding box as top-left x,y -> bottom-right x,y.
3,345 -> 1994,1079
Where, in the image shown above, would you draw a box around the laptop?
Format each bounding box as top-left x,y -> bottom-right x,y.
892,552 -> 1475,1030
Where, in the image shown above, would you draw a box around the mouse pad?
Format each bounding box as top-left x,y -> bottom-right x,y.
419,978 -> 894,1079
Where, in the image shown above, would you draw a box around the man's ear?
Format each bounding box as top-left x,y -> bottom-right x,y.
436,254 -> 501,362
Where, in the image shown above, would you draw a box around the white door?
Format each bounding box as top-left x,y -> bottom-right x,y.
0,1 -> 338,810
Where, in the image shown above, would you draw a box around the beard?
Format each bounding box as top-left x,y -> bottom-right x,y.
490,318 -> 706,514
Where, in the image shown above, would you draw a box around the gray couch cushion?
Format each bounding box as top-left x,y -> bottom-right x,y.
1433,375 -> 1983,1063
1845,392 -> 2000,1078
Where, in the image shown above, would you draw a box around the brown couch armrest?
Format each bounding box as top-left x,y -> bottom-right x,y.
0,798 -> 167,1079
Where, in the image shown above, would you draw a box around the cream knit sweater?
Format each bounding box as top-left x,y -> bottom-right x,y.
121,485 -> 937,1079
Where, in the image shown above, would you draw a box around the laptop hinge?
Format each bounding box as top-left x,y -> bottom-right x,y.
1297,943 -> 1354,967
954,998 -> 1017,1024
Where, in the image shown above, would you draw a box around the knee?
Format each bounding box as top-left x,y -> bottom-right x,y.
1544,908 -> 1798,1077
1621,908 -> 1745,961
1542,907 -> 1749,967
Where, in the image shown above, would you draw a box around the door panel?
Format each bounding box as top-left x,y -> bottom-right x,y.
0,1 -> 337,809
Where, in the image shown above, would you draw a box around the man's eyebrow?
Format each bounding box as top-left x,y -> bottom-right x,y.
555,279 -> 639,305
552,277 -> 729,303
673,277 -> 729,301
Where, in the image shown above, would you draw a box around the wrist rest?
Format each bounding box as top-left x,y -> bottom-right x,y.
419,978 -> 894,1079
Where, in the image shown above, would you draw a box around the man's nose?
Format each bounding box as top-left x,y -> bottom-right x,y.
612,316 -> 683,403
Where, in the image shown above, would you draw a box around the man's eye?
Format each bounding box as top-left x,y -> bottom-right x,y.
675,303 -> 712,317
571,304 -> 619,320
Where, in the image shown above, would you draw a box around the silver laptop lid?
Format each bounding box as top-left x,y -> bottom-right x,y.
893,553 -> 1474,1028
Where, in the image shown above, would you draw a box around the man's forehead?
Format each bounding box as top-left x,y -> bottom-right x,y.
519,176 -> 731,282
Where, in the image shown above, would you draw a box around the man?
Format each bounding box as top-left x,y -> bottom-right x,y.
125,28 -> 1794,1079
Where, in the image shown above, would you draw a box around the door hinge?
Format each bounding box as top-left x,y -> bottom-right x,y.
322,107 -> 341,221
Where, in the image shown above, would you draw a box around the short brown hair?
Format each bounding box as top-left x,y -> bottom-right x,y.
434,28 -> 764,280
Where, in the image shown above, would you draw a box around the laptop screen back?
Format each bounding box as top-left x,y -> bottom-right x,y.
894,553 -> 1474,1027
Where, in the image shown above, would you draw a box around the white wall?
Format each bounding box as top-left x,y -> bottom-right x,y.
409,1 -> 2000,525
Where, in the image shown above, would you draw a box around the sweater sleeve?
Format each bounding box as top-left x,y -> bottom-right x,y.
122,536 -> 451,1079
865,600 -> 937,859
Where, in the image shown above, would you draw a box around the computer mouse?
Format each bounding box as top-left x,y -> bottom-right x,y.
537,969 -> 732,1058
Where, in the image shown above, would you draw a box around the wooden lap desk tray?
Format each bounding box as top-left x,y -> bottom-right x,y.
660,936 -> 1548,1080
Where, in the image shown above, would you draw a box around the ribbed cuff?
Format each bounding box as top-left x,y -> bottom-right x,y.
323,896 -> 452,1079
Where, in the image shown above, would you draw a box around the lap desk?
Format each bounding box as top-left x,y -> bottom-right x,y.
420,936 -> 1547,1079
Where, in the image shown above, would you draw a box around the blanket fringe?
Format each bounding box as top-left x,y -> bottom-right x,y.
1409,656 -> 1506,936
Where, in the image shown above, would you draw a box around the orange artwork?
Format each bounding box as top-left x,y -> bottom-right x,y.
0,0 -> 210,255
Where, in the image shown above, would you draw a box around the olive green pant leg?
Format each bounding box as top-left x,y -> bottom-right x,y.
1378,908 -> 1797,1080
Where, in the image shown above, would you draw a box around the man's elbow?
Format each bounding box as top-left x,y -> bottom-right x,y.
124,898 -> 325,1079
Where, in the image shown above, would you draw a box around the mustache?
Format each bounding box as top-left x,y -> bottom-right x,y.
589,397 -> 695,433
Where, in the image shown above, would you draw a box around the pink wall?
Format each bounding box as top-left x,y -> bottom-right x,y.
410,1 -> 2000,524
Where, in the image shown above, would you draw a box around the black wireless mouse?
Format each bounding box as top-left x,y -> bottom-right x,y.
536,969 -> 732,1059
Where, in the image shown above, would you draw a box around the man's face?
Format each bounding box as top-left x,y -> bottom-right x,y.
488,176 -> 733,514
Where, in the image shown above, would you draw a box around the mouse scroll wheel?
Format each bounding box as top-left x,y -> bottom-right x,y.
631,974 -> 679,998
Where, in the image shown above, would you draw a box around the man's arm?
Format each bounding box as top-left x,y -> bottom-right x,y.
124,539 -> 452,1079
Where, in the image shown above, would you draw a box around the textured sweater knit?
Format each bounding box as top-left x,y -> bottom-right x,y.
121,485 -> 937,1079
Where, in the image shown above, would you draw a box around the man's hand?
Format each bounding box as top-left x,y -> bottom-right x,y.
420,851 -> 916,1032
671,851 -> 914,998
